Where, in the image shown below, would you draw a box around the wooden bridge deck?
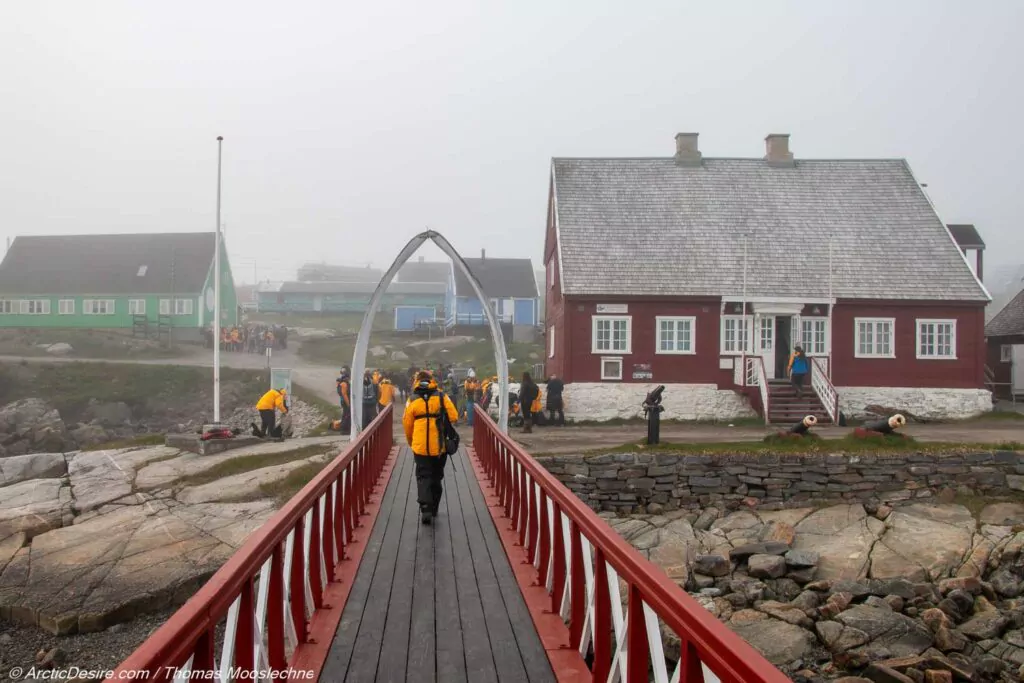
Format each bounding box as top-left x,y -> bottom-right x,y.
323,447 -> 557,683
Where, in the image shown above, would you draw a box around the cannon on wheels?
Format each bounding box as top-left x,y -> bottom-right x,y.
855,414 -> 907,438
787,414 -> 818,436
643,385 -> 666,445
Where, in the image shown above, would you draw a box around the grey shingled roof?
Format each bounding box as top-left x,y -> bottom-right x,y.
279,280 -> 446,295
296,263 -> 381,282
552,158 -> 988,301
398,260 -> 450,284
454,258 -> 538,298
986,288 -> 1024,337
0,232 -> 215,295
948,224 -> 985,249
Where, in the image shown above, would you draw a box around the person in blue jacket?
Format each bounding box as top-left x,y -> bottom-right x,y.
787,345 -> 810,398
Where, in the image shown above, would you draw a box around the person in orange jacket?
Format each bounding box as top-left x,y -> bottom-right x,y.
403,371 -> 459,525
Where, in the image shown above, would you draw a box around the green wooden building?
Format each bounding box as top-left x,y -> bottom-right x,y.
0,232 -> 237,340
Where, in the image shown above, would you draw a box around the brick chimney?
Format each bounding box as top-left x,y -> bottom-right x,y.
765,134 -> 795,167
674,133 -> 702,166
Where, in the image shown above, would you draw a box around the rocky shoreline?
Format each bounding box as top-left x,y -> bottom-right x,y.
604,500 -> 1024,681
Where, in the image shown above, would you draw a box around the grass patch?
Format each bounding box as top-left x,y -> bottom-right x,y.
245,312 -> 392,334
82,433 -> 166,451
259,461 -> 332,503
176,444 -> 332,488
0,361 -> 269,423
583,434 -> 1024,456
0,328 -> 195,360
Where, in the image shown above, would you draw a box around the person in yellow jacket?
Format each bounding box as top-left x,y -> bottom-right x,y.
403,371 -> 459,525
378,378 -> 394,408
256,388 -> 288,437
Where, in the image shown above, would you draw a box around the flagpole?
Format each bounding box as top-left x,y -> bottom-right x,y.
214,136 -> 223,424
827,233 -> 834,379
742,234 -> 749,353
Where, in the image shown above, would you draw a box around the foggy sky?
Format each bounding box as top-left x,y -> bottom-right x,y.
2,1 -> 1021,285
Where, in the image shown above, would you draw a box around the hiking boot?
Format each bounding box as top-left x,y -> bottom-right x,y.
421,510 -> 433,525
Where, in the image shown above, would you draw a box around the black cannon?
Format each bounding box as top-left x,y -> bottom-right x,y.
788,415 -> 818,436
863,414 -> 907,435
643,385 -> 666,445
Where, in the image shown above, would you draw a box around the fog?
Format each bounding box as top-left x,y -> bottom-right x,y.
2,1 -> 1021,284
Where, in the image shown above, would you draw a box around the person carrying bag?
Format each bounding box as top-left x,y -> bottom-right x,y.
402,371 -> 460,525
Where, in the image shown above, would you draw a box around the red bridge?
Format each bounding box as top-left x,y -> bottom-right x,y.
107,407 -> 789,682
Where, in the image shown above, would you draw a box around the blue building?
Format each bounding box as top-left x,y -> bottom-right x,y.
446,251 -> 539,328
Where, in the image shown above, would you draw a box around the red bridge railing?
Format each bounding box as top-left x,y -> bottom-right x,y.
472,408 -> 790,683
106,406 -> 395,682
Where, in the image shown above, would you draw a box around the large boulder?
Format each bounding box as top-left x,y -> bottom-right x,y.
728,611 -> 816,666
81,399 -> 133,427
0,478 -> 71,541
0,452 -> 67,486
835,605 -> 934,657
868,505 -> 975,582
0,399 -> 70,455
792,504 -> 884,581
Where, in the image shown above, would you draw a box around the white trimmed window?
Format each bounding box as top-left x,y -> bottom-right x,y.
174,298 -> 193,315
720,315 -> 752,354
855,318 -> 894,358
592,316 -> 631,354
21,299 -> 50,315
83,299 -> 115,315
600,356 -> 623,381
917,319 -> 956,359
1002,345 -> 1014,363
0,300 -> 15,314
801,318 -> 828,356
159,299 -> 171,315
548,326 -> 555,358
129,299 -> 146,315
656,316 -> 695,354
58,300 -> 75,315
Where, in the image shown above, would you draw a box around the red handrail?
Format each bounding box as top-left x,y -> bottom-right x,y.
106,406 -> 395,682
472,407 -> 790,683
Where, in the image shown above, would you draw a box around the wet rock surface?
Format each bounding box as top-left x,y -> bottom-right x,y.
604,500 -> 1024,681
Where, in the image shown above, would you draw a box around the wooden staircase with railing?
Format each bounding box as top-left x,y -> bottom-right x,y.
765,379 -> 833,424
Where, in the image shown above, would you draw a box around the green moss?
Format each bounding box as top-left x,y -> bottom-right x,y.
82,433 -> 166,451
174,444 -> 332,488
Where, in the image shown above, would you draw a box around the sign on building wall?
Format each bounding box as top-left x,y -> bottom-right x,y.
632,363 -> 653,380
596,303 -> 628,314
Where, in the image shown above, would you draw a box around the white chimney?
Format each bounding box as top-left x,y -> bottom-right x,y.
765,134 -> 795,167
674,133 -> 702,166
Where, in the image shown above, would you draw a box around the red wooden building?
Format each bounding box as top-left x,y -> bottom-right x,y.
543,133 -> 992,423
986,287 -> 1024,400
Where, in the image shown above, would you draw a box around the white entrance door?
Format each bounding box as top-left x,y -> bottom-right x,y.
758,315 -> 776,379
1013,346 -> 1024,395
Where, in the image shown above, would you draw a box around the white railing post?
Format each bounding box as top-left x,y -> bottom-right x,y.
810,357 -> 839,423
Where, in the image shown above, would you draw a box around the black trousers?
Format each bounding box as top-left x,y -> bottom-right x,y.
547,399 -> 565,425
791,372 -> 806,396
414,454 -> 446,512
259,409 -> 276,436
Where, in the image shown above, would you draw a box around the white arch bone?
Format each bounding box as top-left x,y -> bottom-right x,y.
350,230 -> 510,437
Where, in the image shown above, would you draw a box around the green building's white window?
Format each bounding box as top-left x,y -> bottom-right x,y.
84,299 -> 115,315
21,300 -> 51,315
58,300 -> 75,315
174,298 -> 194,315
129,299 -> 146,315
159,299 -> 171,315
0,300 -> 17,314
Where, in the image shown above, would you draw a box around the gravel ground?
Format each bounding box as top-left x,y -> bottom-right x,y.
0,609 -> 229,682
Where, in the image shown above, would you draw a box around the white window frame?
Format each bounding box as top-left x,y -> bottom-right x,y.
159,299 -> 171,315
600,356 -> 623,381
720,315 -> 752,355
58,299 -> 75,315
0,300 -> 15,314
855,317 -> 895,359
173,298 -> 193,315
21,299 -> 50,315
83,299 -> 115,315
800,317 -> 829,356
656,316 -> 696,355
1002,345 -> 1014,363
916,319 -> 957,360
129,299 -> 146,315
548,326 -> 555,359
591,315 -> 631,354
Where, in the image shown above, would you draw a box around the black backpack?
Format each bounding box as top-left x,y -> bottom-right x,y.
420,391 -> 460,458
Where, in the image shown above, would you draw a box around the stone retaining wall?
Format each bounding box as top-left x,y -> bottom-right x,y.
534,450 -> 1024,514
